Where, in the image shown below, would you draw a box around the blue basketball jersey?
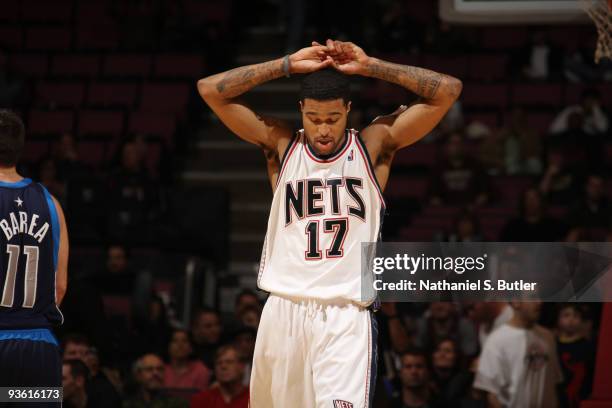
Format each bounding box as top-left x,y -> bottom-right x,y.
0,178 -> 63,329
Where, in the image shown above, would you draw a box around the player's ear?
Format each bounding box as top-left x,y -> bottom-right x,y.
346,101 -> 351,113
299,100 -> 304,112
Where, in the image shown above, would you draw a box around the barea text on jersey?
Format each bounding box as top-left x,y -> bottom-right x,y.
0,211 -> 50,243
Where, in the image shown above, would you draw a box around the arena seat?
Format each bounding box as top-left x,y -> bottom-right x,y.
465,112 -> 500,129
78,110 -> 124,139
28,110 -> 74,136
422,55 -> 468,79
0,27 -> 23,50
461,84 -> 509,109
393,143 -> 439,168
153,55 -> 205,79
385,177 -> 429,199
87,82 -> 138,108
8,54 -> 49,77
77,141 -> 107,167
468,54 -> 508,81
36,81 -> 86,108
140,83 -> 190,113
103,54 -> 152,78
20,141 -> 49,163
512,83 -> 563,108
128,112 -> 176,143
51,54 -> 101,78
21,0 -> 73,23
481,27 -> 527,50
25,27 -> 71,51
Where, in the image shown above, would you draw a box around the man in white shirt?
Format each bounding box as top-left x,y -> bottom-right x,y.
474,301 -> 563,408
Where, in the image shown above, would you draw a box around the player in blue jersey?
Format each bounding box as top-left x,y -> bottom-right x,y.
0,110 -> 69,404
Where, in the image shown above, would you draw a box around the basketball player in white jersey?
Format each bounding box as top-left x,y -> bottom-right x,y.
197,39 -> 462,408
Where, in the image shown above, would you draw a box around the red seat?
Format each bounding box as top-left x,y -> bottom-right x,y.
21,0 -> 73,22
140,83 -> 190,113
492,176 -> 534,204
153,55 -> 205,78
501,111 -> 554,136
512,84 -> 563,108
21,141 -> 50,163
9,54 -> 49,77
385,177 -> 428,199
183,1 -> 231,24
25,27 -> 71,51
128,112 -> 176,142
103,54 -> 152,77
422,55 -> 468,79
465,112 -> 500,129
0,2 -> 20,22
421,206 -> 459,217
146,142 -> 162,172
461,84 -> 509,109
76,22 -> 120,50
0,27 -> 23,50
102,295 -> 131,319
411,216 -> 454,230
78,110 -> 124,138
77,141 -> 107,166
51,55 -> 100,78
398,227 -> 437,241
36,81 -> 86,108
393,143 -> 438,168
482,27 -> 527,50
28,110 -> 74,135
469,54 -> 508,81
87,82 -> 138,108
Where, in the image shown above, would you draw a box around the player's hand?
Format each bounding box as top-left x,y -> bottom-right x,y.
313,39 -> 371,76
288,45 -> 334,74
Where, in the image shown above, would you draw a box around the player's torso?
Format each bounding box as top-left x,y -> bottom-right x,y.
258,129 -> 385,304
0,179 -> 62,329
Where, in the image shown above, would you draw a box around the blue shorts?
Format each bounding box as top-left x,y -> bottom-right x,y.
0,329 -> 61,408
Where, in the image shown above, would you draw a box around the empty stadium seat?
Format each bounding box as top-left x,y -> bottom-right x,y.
140,83 -> 190,113
385,177 -> 429,199
422,55 -> 468,79
77,141 -> 108,166
465,112 -> 500,129
103,54 -> 152,77
76,22 -> 120,50
468,54 -> 508,81
36,81 -> 86,108
8,54 -> 49,77
153,55 -> 205,79
0,27 -> 23,50
481,27 -> 527,50
21,0 -> 73,23
128,112 -> 176,142
28,110 -> 74,136
77,110 -> 124,138
461,84 -> 509,109
393,143 -> 439,168
25,27 -> 71,51
512,83 -> 563,108
20,141 -> 49,163
87,82 -> 138,108
51,54 -> 101,78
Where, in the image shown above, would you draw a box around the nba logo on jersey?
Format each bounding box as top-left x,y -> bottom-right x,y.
333,400 -> 354,408
347,149 -> 354,161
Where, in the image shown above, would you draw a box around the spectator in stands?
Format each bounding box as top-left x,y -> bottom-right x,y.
191,308 -> 223,370
134,295 -> 173,357
440,210 -> 482,242
62,334 -> 123,407
389,348 -> 441,408
480,107 -> 542,175
164,329 -> 210,392
430,338 -> 475,406
550,89 -> 609,136
38,156 -> 66,203
190,345 -> 249,408
515,30 -> 562,80
232,327 -> 257,385
124,353 -> 187,408
52,133 -> 88,178
474,301 -> 563,408
470,302 -> 513,347
63,359 -> 98,408
429,132 -> 490,208
95,244 -> 137,296
567,174 -> 612,241
107,141 -> 160,244
501,187 -> 566,241
415,302 -> 478,358
556,303 -> 595,408
228,290 -> 262,332
539,149 -> 581,205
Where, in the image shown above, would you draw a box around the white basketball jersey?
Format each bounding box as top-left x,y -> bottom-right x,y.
257,129 -> 385,305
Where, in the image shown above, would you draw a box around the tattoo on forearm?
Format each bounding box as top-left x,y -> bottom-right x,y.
216,59 -> 283,98
366,59 -> 444,99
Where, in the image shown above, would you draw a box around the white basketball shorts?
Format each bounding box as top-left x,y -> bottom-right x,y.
249,294 -> 378,408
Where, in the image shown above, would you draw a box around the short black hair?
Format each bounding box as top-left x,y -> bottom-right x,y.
0,110 -> 25,167
63,359 -> 90,381
300,69 -> 350,104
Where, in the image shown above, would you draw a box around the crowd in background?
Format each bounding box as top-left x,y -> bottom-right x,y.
1,0 -> 611,407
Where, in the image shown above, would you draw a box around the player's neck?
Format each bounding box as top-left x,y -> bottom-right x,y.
0,166 -> 22,182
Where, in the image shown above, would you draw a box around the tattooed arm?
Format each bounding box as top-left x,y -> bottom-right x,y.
324,40 -> 462,151
197,46 -> 333,150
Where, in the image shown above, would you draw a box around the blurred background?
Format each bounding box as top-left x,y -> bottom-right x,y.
1,0 -> 611,406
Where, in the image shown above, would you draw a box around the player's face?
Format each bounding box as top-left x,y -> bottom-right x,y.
300,98 -> 350,156
400,355 -> 428,388
215,349 -> 244,384
432,340 -> 457,370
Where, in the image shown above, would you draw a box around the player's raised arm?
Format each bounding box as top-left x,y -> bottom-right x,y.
323,39 -> 462,150
50,195 -> 68,305
197,46 -> 334,151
